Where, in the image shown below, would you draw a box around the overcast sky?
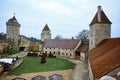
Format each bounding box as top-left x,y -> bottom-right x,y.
0,0 -> 120,39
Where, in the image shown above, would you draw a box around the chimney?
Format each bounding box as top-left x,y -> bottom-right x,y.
97,6 -> 101,22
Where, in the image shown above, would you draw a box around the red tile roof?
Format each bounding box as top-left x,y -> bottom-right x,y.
89,10 -> 112,26
42,24 -> 50,31
89,38 -> 120,79
78,44 -> 89,52
44,39 -> 80,49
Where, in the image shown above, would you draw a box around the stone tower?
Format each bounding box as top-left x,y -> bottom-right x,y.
41,24 -> 51,42
6,16 -> 20,50
89,6 -> 112,50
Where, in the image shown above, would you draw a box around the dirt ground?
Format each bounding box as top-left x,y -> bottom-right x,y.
2,69 -> 73,80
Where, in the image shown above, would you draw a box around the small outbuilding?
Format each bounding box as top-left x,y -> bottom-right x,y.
0,57 -> 23,71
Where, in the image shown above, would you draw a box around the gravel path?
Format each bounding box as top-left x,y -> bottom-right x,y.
71,60 -> 89,80
59,57 -> 89,80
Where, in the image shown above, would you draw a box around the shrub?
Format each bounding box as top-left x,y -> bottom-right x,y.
40,56 -> 46,64
42,53 -> 47,57
48,53 -> 53,58
27,52 -> 38,57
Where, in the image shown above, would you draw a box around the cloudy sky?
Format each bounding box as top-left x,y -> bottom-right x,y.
0,0 -> 120,39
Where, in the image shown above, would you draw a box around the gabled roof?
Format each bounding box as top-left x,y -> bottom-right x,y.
44,39 -> 80,49
42,24 -> 50,31
89,38 -> 120,79
78,44 -> 89,52
89,10 -> 112,26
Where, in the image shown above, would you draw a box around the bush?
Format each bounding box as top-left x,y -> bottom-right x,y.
48,53 -> 53,58
53,56 -> 56,58
27,52 -> 38,57
42,53 -> 47,57
40,56 -> 46,64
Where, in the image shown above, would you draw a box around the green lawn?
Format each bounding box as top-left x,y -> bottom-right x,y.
8,56 -> 75,75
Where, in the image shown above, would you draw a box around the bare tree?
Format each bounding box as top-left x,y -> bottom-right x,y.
55,35 -> 62,39
0,32 -> 6,40
76,30 -> 89,40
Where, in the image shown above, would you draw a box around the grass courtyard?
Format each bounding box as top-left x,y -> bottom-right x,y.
8,56 -> 75,75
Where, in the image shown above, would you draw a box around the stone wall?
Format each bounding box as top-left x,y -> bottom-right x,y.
89,23 -> 111,50
19,36 -> 42,51
0,42 -> 8,53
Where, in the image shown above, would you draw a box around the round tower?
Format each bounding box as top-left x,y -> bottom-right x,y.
89,6 -> 112,50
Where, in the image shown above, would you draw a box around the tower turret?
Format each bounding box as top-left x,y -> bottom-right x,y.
41,24 -> 51,42
89,6 -> 112,50
6,15 -> 20,50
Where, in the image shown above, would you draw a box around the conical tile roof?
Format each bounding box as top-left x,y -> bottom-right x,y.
42,24 -> 50,31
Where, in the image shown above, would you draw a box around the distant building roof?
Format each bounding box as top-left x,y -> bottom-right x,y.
89,8 -> 112,26
44,39 -> 80,49
78,44 -> 89,52
42,24 -> 50,31
89,38 -> 120,79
